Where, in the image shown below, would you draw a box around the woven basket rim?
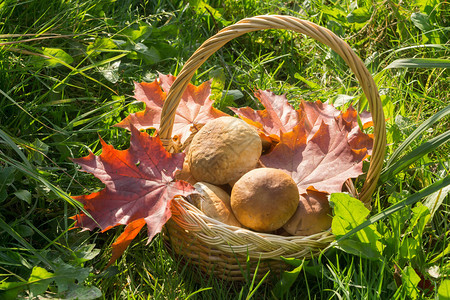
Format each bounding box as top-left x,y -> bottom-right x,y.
166,196 -> 336,259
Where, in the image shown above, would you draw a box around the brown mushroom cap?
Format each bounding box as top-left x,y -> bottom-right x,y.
282,188 -> 332,236
174,155 -> 197,186
190,182 -> 242,227
188,116 -> 262,185
230,168 -> 299,232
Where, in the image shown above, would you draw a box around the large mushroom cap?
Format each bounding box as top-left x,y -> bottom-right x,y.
283,188 -> 332,236
230,168 -> 299,232
188,116 -> 262,185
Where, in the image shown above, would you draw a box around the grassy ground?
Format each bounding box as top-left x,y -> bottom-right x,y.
0,0 -> 449,299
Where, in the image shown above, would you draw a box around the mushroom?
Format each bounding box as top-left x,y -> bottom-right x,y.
188,116 -> 262,185
189,182 -> 242,227
174,153 -> 197,186
283,188 -> 332,236
230,168 -> 299,232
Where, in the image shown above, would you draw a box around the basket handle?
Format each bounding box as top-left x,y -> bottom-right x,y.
159,15 -> 386,206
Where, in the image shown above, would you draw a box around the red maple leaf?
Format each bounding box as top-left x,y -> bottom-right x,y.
115,74 -> 228,144
301,101 -> 374,153
299,100 -> 341,139
231,91 -> 372,152
71,125 -> 195,265
338,105 -> 374,153
230,90 -> 300,143
260,119 -> 368,194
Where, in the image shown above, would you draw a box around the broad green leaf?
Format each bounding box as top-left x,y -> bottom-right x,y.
64,285 -> 102,300
72,244 -> 100,264
152,41 -> 176,59
152,23 -> 178,37
408,204 -> 430,237
326,20 -> 344,37
386,192 -> 412,255
402,266 -> 421,299
336,239 -> 383,260
189,0 -> 230,26
423,185 -> 450,219
399,237 -> 421,263
411,12 -> 433,32
333,94 -> 355,107
86,37 -> 118,57
273,259 -> 305,298
331,193 -> 369,235
53,262 -> 91,292
415,0 -> 438,15
0,166 -> 15,186
28,266 -> 54,297
321,6 -> 347,21
224,90 -> 243,101
133,43 -> 160,64
42,47 -> 73,68
438,280 -> 450,300
209,68 -> 225,103
99,60 -> 121,83
280,256 -> 304,268
14,224 -> 34,237
123,25 -> 152,42
347,7 -> 371,23
330,193 -> 383,259
14,190 -> 31,204
0,281 -> 25,300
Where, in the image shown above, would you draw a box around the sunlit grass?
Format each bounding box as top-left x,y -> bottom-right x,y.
0,0 -> 448,298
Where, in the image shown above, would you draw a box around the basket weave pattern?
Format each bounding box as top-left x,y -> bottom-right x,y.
160,15 -> 386,281
164,199 -> 336,279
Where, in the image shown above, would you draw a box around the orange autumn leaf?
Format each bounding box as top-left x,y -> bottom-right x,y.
338,105 -> 374,153
71,125 -> 195,265
231,90 -> 373,152
230,90 -> 301,143
107,218 -> 146,268
115,74 -> 228,144
260,118 -> 369,194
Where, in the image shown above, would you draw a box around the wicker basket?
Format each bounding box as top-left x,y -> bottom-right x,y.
159,15 -> 386,281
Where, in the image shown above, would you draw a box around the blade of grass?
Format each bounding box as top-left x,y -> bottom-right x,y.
0,89 -> 64,135
0,129 -> 32,168
385,104 -> 450,168
385,58 -> 450,69
0,34 -> 72,46
380,130 -> 450,182
17,44 -> 118,95
0,218 -> 54,270
78,52 -> 129,72
185,287 -> 213,300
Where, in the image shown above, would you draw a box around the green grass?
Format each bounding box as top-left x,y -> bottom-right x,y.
0,0 -> 449,299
